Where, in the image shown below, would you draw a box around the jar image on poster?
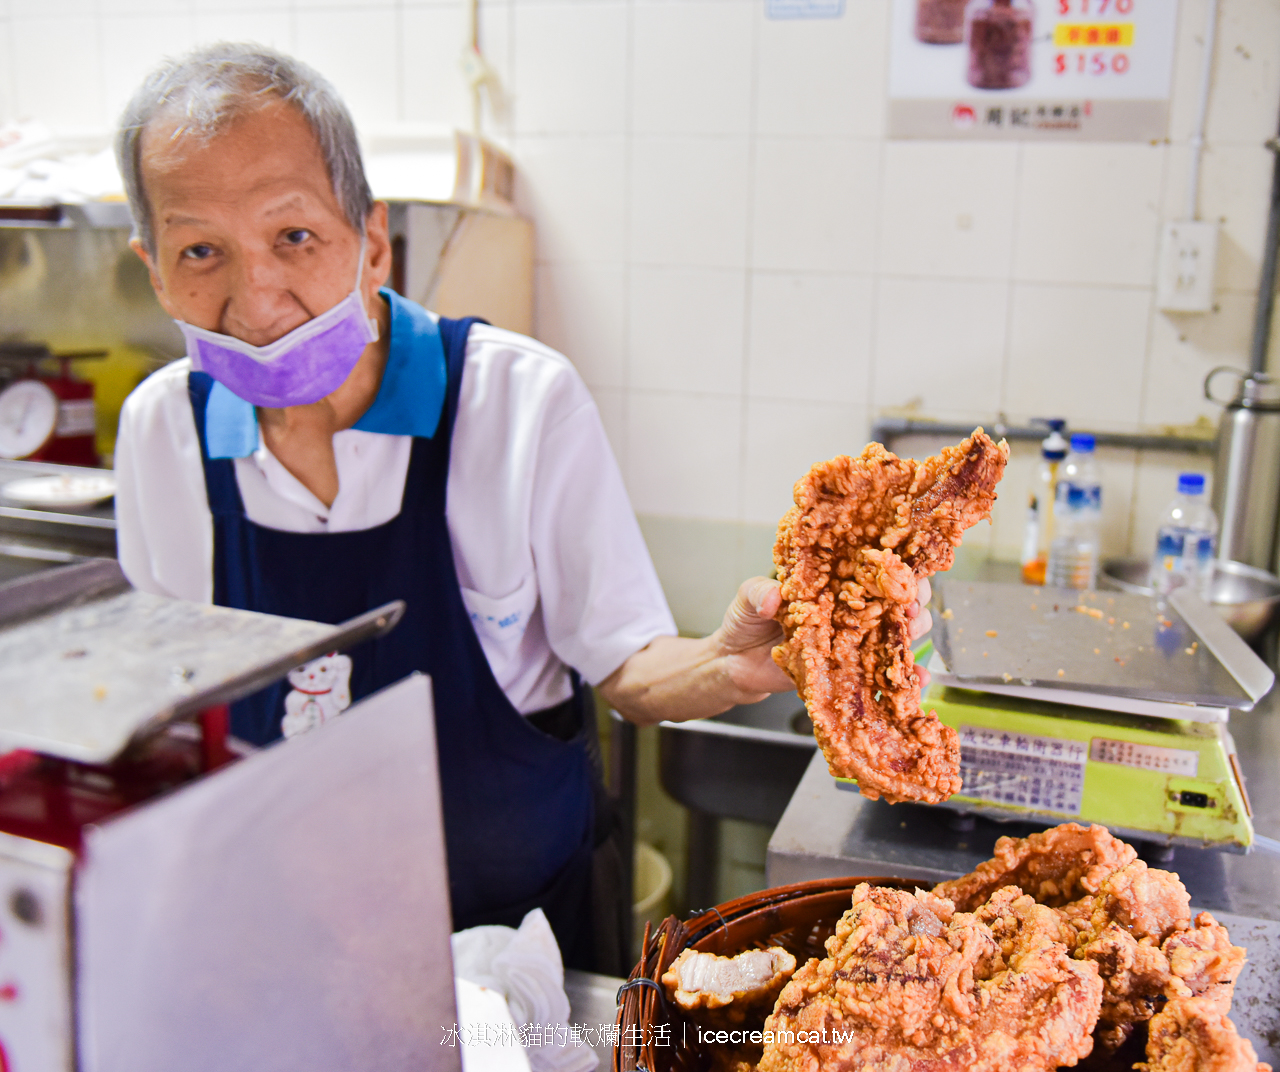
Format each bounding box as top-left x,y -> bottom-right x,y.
965,0 -> 1035,90
915,0 -> 968,44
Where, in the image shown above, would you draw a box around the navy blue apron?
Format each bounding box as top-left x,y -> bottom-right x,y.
187,317 -> 598,967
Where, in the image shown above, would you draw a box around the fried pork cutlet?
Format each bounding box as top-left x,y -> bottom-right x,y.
772,429 -> 1008,804
754,884 -> 1102,1072
935,823 -> 1256,1065
1140,995 -> 1272,1072
935,823 -> 1138,911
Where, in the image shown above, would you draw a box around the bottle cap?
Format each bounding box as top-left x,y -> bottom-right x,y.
1178,473 -> 1206,495
1070,433 -> 1095,453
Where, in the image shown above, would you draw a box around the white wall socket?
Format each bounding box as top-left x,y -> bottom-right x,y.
1156,219 -> 1218,313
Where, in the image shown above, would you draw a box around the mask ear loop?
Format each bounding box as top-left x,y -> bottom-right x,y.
353,232 -> 380,343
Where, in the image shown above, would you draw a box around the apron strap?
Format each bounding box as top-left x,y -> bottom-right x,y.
188,370 -> 247,518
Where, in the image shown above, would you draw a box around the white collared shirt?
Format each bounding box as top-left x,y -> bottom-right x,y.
114,322 -> 676,713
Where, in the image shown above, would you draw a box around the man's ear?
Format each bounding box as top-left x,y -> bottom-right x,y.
363,201 -> 393,301
129,236 -> 179,319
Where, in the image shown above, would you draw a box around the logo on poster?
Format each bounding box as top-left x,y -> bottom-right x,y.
951,104 -> 977,128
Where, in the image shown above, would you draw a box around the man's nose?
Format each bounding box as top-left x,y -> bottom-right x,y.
222,247 -> 307,345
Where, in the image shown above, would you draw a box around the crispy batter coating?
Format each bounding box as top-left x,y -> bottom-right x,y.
935,824 -> 1256,1065
934,823 -> 1138,912
1163,913 -> 1247,1012
1139,996 -> 1271,1072
662,946 -> 798,1026
1066,861 -> 1194,1030
772,430 -> 1009,804
754,883 -> 1102,1072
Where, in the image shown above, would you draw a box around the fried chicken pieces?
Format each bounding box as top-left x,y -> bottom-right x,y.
772,430 -> 1008,804
712,825 -> 1265,1072
755,883 -> 1102,1072
933,824 -> 1266,1071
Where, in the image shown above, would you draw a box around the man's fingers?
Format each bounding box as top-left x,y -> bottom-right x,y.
918,577 -> 931,607
909,608 -> 933,642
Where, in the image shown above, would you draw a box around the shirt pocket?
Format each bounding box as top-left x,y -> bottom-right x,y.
459,572 -> 538,648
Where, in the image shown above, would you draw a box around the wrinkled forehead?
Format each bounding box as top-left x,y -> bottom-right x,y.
139,98 -> 347,229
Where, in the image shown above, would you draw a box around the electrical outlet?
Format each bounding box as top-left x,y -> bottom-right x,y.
1157,220 -> 1218,313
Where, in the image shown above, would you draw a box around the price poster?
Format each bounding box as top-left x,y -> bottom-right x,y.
887,0 -> 1179,140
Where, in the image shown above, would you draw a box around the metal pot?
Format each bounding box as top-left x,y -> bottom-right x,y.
1101,556 -> 1280,641
1205,367 -> 1280,571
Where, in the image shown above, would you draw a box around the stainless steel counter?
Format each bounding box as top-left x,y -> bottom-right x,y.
766,692 -> 1280,1064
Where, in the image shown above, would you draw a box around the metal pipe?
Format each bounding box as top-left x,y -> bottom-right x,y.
868,416 -> 1216,456
1251,110 -> 1280,374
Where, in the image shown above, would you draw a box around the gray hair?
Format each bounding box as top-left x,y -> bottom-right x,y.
115,42 -> 373,255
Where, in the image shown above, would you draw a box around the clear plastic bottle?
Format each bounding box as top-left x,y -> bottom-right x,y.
1046,434 -> 1102,590
1149,473 -> 1218,600
1021,419 -> 1068,585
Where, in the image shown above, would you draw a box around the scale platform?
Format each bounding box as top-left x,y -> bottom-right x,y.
833,581 -> 1273,852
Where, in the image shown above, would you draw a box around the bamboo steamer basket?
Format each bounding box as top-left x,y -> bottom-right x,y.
612,877 -> 918,1072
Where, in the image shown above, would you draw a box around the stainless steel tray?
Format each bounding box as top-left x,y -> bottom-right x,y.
0,560 -> 402,763
933,580 -> 1271,710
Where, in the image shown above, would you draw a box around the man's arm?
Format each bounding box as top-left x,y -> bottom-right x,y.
599,577 -> 932,727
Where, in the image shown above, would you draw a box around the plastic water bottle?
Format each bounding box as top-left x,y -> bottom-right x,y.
1020,419 -> 1068,585
1046,433 -> 1102,590
1149,473 -> 1218,599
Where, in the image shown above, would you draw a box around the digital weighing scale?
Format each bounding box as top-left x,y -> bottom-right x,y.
835,581 -> 1275,852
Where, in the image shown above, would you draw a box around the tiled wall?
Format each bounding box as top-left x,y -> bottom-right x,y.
2,0 -> 1279,630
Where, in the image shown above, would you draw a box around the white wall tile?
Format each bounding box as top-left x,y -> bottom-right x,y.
101,0 -> 192,13
101,14 -> 199,121
746,271 -> 872,404
511,1 -> 626,135
754,0 -> 888,139
1014,143 -> 1164,288
534,261 -> 626,389
629,136 -> 750,268
1167,0 -> 1280,148
401,4 -> 473,130
1162,143 -> 1274,295
7,0 -> 93,14
877,142 -> 1018,280
515,135 -> 626,263
293,6 -> 399,130
872,277 -> 1008,420
1004,284 -> 1151,427
10,16 -> 104,126
629,265 -> 745,395
193,11 -> 293,51
1142,291 -> 1255,429
630,1 -> 753,136
626,390 -> 742,519
742,397 -> 867,525
751,137 -> 880,273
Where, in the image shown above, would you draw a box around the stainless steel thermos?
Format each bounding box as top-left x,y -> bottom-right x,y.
1206,367 -> 1280,570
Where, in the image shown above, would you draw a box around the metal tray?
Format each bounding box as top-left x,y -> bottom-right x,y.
933,581 -> 1271,710
0,560 -> 402,763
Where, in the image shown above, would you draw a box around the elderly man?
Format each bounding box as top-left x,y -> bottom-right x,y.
113,45 -> 930,971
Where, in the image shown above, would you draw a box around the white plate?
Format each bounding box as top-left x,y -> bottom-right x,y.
1,473 -> 117,508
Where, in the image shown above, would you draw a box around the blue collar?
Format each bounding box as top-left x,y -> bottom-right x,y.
203,288 -> 449,459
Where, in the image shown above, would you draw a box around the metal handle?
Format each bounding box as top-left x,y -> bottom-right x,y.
1204,365 -> 1248,405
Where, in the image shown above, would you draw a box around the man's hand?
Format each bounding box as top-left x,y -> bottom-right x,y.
712,576 -> 933,705
599,574 -> 935,727
706,577 -> 793,700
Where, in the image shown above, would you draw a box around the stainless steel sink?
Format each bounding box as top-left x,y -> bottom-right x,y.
658,691 -> 817,824
658,691 -> 818,907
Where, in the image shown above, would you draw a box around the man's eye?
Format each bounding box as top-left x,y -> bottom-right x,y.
182,243 -> 215,260
283,229 -> 312,245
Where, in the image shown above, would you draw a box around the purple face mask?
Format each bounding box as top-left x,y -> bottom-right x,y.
177,239 -> 380,409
